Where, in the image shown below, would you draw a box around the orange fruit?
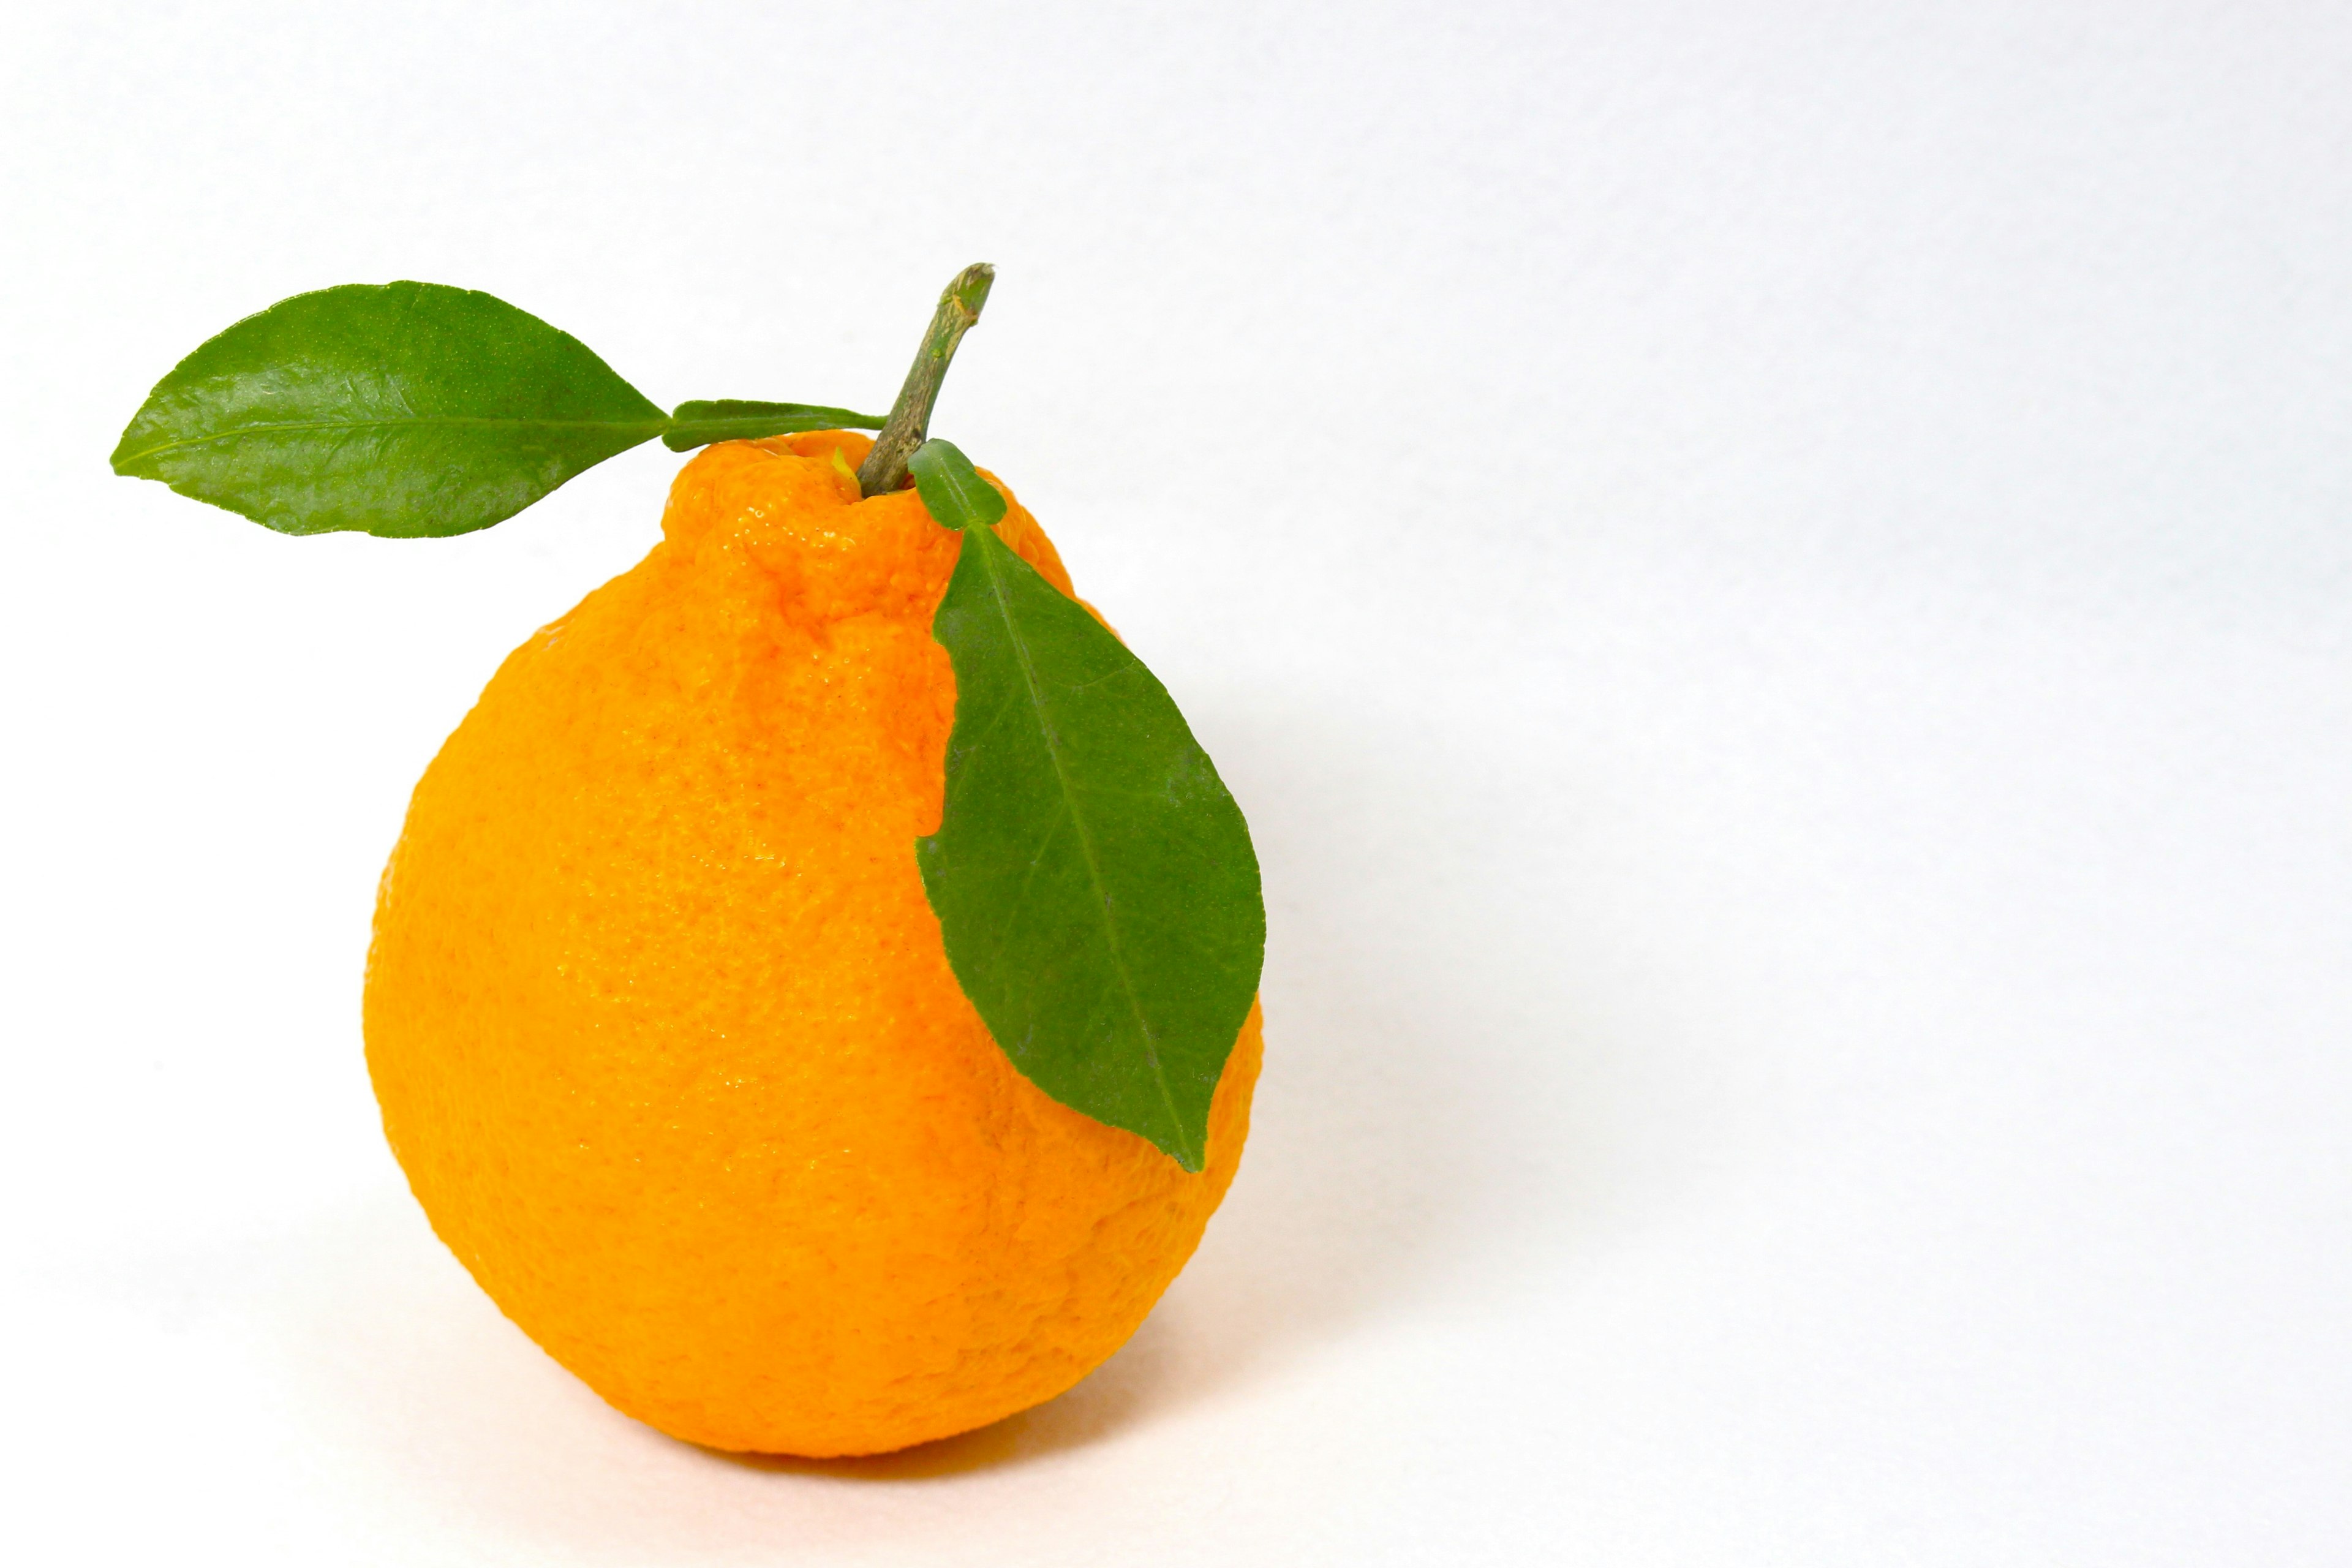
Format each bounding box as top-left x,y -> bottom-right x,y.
362,431 -> 1261,1457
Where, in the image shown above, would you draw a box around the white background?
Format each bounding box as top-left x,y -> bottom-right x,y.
4,2 -> 2347,1562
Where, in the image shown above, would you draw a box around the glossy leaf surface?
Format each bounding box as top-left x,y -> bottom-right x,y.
911,440 -> 1264,1170
111,282 -> 668,536
663,400 -> 886,451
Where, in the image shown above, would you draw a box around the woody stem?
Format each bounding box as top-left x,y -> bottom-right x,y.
855,263 -> 994,497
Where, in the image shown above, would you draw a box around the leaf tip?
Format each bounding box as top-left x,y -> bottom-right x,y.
109,403 -> 161,477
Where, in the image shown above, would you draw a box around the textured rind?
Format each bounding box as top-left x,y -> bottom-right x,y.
363,432 -> 1260,1457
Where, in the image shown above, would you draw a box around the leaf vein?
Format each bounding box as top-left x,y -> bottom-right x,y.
118,415 -> 671,467
976,530 -> 1194,1166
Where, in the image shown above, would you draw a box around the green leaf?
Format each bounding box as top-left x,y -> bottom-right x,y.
910,440 -> 1265,1171
662,399 -> 887,451
110,281 -> 669,537
907,439 -> 1009,533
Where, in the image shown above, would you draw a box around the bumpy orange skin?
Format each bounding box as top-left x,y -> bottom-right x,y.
363,432 -> 1260,1457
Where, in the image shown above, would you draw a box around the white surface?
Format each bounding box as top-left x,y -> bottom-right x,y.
4,2 -> 2348,1562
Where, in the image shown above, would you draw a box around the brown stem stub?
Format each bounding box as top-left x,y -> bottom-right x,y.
855,263 -> 995,497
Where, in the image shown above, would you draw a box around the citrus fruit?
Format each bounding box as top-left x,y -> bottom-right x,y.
362,431 -> 1262,1457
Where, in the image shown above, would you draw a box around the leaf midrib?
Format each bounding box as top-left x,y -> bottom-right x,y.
116,413 -> 670,467
972,527 -> 1196,1168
